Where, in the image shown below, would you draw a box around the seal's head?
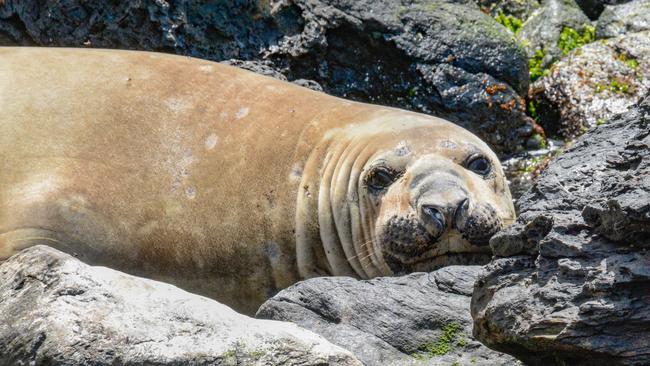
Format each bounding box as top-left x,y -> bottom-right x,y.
297,110 -> 516,278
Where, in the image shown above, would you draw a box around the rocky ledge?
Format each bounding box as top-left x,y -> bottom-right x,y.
258,266 -> 519,366
471,97 -> 650,365
0,245 -> 361,366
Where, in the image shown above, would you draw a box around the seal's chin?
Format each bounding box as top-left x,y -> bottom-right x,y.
377,212 -> 497,274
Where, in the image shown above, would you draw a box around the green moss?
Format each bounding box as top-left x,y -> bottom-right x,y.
222,348 -> 236,359
596,118 -> 605,125
625,59 -> 639,69
529,133 -> 548,149
495,12 -> 523,34
609,80 -> 630,94
471,357 -> 477,364
413,323 -> 462,359
457,337 -> 466,347
557,25 -> 596,56
594,83 -> 606,93
408,86 -> 419,98
528,100 -> 539,120
249,349 -> 266,358
618,53 -> 639,69
529,48 -> 546,82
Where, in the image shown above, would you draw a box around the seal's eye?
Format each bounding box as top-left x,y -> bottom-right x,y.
366,167 -> 398,191
466,155 -> 492,176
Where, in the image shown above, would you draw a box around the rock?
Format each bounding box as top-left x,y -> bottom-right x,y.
478,0 -> 540,22
0,245 -> 361,366
221,59 -> 290,81
518,0 -> 592,65
258,266 -> 520,366
471,97 -> 650,365
596,0 -> 650,38
575,0 -> 633,19
531,30 -> 650,138
0,0 -> 535,153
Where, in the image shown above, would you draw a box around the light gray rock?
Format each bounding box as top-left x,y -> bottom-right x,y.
518,0 -> 592,64
257,266 -> 520,366
531,30 -> 650,138
596,0 -> 650,38
0,245 -> 361,366
471,96 -> 650,365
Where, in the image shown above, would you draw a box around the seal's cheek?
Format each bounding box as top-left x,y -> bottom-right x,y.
372,185 -> 433,258
455,202 -> 504,246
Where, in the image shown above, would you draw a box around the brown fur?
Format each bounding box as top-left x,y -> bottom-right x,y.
0,47 -> 515,314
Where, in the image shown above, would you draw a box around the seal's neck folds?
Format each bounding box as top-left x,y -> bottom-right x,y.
295,129 -> 390,280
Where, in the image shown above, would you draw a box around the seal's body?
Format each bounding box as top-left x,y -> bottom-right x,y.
0,48 -> 515,313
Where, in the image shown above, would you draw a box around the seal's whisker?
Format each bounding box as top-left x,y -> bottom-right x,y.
348,238 -> 376,261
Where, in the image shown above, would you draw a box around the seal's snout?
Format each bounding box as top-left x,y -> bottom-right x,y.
421,205 -> 445,238
455,202 -> 503,246
419,196 -> 468,239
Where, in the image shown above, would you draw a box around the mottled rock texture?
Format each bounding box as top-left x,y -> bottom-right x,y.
531,30 -> 650,138
471,97 -> 650,365
596,0 -> 650,38
0,0 -> 534,153
258,266 -> 520,366
478,0 -> 540,21
518,0 -> 591,63
0,245 -> 361,366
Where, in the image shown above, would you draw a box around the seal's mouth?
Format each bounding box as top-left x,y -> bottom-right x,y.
377,209 -> 502,274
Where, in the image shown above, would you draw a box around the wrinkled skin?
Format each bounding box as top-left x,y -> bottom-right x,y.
297,114 -> 516,278
0,48 -> 515,314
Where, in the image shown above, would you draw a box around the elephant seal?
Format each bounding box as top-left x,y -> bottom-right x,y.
0,47 -> 515,314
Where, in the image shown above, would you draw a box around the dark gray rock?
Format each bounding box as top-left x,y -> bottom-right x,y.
531,30 -> 650,138
0,245 -> 361,366
596,0 -> 650,38
471,96 -> 650,365
258,266 -> 520,366
518,0 -> 592,65
0,0 -> 534,153
477,0 -> 540,21
575,0 -> 633,19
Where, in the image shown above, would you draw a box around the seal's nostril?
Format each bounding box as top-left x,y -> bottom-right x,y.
422,205 -> 446,233
457,198 -> 469,213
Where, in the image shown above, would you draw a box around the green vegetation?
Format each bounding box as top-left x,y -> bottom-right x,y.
249,349 -> 266,358
528,100 -> 539,121
529,48 -> 549,82
412,323 -> 462,360
408,87 -> 419,98
495,12 -> 523,34
222,348 -> 236,359
557,25 -> 596,55
518,155 -> 547,174
594,79 -> 631,95
609,80 -> 630,94
596,118 -> 605,125
530,133 -> 548,149
618,53 -> 639,69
